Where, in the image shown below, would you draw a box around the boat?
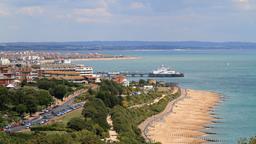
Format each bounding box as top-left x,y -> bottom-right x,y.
148,65 -> 184,77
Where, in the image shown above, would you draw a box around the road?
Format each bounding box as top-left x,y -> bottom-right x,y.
6,89 -> 87,133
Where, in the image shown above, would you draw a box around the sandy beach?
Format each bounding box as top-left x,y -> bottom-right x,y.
142,89 -> 220,144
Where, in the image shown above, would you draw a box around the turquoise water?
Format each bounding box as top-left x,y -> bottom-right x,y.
73,49 -> 256,143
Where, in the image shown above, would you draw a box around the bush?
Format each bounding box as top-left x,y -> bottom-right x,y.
31,123 -> 68,132
238,136 -> 256,144
67,117 -> 87,131
50,84 -> 67,100
0,87 -> 54,116
71,130 -> 104,144
111,106 -> 145,144
82,98 -> 109,130
95,80 -> 123,108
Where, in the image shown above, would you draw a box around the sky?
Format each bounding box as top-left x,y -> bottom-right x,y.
0,0 -> 256,42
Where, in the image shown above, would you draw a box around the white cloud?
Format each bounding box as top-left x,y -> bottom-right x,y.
69,7 -> 112,24
70,7 -> 112,24
18,6 -> 44,16
234,0 -> 255,10
0,3 -> 10,16
0,9 -> 9,16
57,7 -> 112,24
130,2 -> 145,9
73,7 -> 112,17
75,17 -> 99,24
64,0 -> 114,24
239,0 -> 249,3
98,0 -> 117,8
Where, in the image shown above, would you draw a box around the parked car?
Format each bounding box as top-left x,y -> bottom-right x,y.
25,123 -> 31,128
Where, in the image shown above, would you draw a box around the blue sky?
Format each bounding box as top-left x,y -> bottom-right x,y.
0,0 -> 256,42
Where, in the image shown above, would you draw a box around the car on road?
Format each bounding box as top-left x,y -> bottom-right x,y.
39,120 -> 45,124
25,123 -> 31,128
39,119 -> 49,125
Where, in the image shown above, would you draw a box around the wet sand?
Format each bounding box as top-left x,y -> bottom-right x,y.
147,89 -> 220,144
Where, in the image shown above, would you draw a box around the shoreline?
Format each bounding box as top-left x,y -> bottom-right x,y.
138,88 -> 187,142
40,56 -> 140,63
139,88 -> 221,144
69,56 -> 140,61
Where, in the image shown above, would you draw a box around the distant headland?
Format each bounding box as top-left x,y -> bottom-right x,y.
1,41 -> 256,51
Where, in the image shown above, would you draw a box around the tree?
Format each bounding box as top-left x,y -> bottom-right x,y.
50,84 -> 67,100
37,90 -> 54,106
238,137 -> 256,144
121,100 -> 129,108
88,87 -> 95,95
27,133 -> 73,144
67,117 -> 87,131
21,79 -> 27,87
72,130 -> 104,144
0,87 -> 8,109
37,79 -> 54,90
95,80 -> 123,108
82,98 -> 109,130
11,87 -> 53,115
139,79 -> 146,86
14,104 -> 27,116
96,92 -> 120,108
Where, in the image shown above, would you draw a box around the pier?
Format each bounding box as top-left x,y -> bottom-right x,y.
97,72 -> 148,77
96,71 -> 184,77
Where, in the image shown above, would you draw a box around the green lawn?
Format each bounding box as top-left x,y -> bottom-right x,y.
51,108 -> 83,125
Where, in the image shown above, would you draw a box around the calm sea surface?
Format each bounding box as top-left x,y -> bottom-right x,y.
73,49 -> 256,143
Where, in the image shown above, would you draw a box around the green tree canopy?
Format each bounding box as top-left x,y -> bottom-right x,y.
67,117 -> 87,131
50,84 -> 67,100
82,98 -> 109,130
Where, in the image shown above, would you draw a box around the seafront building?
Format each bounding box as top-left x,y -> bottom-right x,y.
0,58 -> 11,65
112,75 -> 130,87
0,51 -> 132,87
0,62 -> 95,86
0,74 -> 14,86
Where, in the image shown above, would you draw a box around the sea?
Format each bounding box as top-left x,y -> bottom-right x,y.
72,48 -> 256,143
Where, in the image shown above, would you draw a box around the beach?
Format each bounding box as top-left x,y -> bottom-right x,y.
140,89 -> 220,144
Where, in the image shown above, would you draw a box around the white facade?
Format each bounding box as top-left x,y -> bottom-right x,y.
41,64 -> 93,76
122,79 -> 130,87
63,59 -> 71,64
143,85 -> 154,91
0,58 -> 10,65
75,65 -> 93,76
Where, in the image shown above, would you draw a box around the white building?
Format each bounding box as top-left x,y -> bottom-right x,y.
0,58 -> 10,65
122,78 -> 130,87
143,85 -> 154,91
40,64 -> 94,76
75,65 -> 93,76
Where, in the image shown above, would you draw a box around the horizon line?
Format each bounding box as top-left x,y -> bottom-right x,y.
1,40 -> 256,44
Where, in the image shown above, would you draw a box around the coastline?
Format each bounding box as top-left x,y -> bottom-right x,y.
139,88 -> 221,144
40,56 -> 140,64
69,56 -> 140,61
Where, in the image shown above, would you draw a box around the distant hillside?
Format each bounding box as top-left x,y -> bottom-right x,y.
0,41 -> 256,51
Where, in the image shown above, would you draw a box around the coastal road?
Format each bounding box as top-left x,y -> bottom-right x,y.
6,89 -> 88,133
138,88 -> 187,142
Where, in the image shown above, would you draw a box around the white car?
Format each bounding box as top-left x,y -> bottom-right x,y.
25,123 -> 31,128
